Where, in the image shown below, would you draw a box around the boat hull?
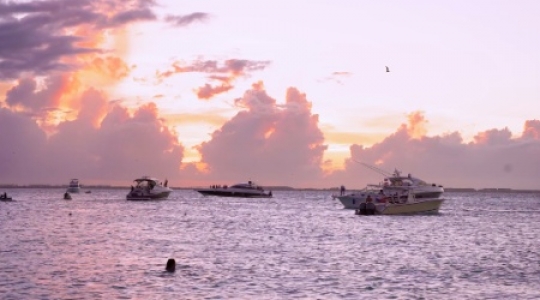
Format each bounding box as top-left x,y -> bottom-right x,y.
335,188 -> 443,209
334,194 -> 371,209
66,187 -> 80,193
126,191 -> 171,201
377,199 -> 444,215
197,189 -> 272,198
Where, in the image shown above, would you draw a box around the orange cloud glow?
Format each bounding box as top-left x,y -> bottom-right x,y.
406,111 -> 428,139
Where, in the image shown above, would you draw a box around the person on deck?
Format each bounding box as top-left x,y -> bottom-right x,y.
366,194 -> 373,203
377,190 -> 386,203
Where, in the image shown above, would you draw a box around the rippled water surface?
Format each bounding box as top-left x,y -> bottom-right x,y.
1,189 -> 539,299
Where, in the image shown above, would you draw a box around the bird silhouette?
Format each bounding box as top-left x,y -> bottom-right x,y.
385,66 -> 390,72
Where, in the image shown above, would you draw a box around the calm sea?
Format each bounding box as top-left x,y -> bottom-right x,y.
0,188 -> 539,300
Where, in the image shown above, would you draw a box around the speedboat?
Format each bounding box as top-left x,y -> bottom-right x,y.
196,181 -> 273,198
126,176 -> 173,200
355,192 -> 444,215
66,179 -> 81,193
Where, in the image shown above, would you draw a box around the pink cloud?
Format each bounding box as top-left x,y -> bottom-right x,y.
193,82 -> 327,187
0,87 -> 185,185
196,83 -> 233,100
327,116 -> 540,190
156,59 -> 271,99
473,127 -> 512,145
0,108 -> 48,183
522,119 -> 540,140
5,76 -> 68,112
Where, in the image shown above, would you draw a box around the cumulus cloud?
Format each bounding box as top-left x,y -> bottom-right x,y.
328,112 -> 540,190
522,119 -> 540,140
5,76 -> 67,112
0,89 -> 185,185
0,108 -> 48,183
194,82 -> 327,187
156,58 -> 271,99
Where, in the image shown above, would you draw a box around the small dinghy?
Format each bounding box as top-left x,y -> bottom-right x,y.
0,192 -> 12,201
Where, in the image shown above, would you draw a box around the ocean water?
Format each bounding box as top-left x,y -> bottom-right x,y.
0,188 -> 539,300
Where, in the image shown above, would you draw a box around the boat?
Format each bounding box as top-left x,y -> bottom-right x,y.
333,164 -> 444,209
63,192 -> 72,200
379,169 -> 444,199
355,192 -> 444,215
126,176 -> 173,200
196,181 -> 273,198
0,192 -> 12,201
332,185 -> 381,209
66,179 -> 81,193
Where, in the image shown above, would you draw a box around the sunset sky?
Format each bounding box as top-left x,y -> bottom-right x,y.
1,0 -> 539,189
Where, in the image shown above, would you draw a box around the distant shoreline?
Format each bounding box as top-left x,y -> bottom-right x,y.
0,185 -> 538,193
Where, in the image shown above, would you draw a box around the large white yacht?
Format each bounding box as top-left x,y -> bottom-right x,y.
196,181 -> 272,198
66,179 -> 81,193
126,176 -> 173,200
380,169 -> 444,199
333,165 -> 444,209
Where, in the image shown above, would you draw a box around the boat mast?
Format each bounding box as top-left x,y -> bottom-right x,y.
353,160 -> 393,177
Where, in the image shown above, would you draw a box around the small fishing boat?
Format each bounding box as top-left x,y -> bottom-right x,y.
66,179 -> 81,193
0,192 -> 12,201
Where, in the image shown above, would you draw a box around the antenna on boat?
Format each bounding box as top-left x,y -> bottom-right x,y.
352,159 -> 393,177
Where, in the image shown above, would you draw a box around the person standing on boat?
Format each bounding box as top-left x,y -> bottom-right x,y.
377,190 -> 386,203
340,185 -> 346,196
366,194 -> 373,203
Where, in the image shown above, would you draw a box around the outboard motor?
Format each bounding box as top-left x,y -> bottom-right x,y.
359,202 -> 367,214
366,202 -> 376,215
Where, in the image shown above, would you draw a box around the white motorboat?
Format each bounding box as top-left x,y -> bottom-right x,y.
66,179 -> 81,193
332,185 -> 382,209
334,165 -> 444,209
355,192 -> 445,215
380,169 -> 444,199
196,181 -> 272,198
126,176 -> 173,200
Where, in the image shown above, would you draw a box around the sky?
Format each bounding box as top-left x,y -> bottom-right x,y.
1,0 -> 539,190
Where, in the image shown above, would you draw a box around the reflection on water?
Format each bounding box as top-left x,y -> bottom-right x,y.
0,189 -> 539,299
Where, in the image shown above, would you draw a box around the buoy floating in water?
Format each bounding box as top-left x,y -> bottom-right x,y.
166,258 -> 176,272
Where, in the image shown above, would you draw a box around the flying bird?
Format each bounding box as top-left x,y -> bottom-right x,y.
385,66 -> 390,72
